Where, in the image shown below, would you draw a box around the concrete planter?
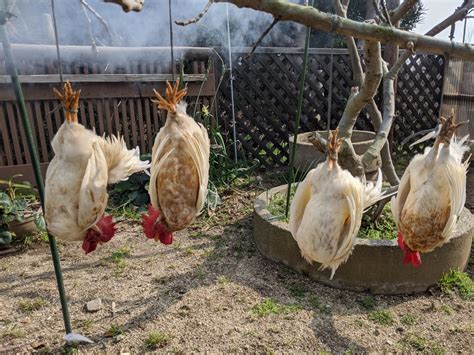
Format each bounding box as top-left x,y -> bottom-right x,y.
289,130 -> 379,173
254,185 -> 473,294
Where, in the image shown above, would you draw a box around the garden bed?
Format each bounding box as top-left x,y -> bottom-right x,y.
254,185 -> 474,294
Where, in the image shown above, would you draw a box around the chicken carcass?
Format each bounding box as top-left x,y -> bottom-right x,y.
44,82 -> 150,253
391,114 -> 469,267
142,80 -> 210,244
289,129 -> 382,279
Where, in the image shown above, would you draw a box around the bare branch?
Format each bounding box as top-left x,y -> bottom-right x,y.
425,1 -> 472,36
102,0 -> 144,12
245,19 -> 280,59
214,0 -> 474,60
380,0 -> 393,27
389,0 -> 417,24
307,131 -> 328,153
338,41 -> 383,138
175,0 -> 213,26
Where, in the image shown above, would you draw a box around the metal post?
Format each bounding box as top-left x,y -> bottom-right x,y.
285,1 -> 312,217
0,15 -> 72,335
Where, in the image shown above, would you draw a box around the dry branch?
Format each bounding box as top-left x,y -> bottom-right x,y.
246,19 -> 280,59
389,0 -> 417,23
175,0 -> 213,26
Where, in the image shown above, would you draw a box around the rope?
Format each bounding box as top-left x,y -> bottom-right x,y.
226,3 -> 238,163
168,0 -> 175,81
285,0 -> 313,217
327,33 -> 334,133
51,0 -> 63,85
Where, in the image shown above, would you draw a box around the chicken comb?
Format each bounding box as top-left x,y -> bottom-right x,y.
53,81 -> 81,122
152,79 -> 187,114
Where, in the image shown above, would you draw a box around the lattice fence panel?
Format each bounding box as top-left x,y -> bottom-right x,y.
218,48 -> 445,167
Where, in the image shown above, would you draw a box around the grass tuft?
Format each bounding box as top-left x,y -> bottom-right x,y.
358,296 -> 376,310
368,309 -> 395,325
358,203 -> 397,240
439,269 -> 474,300
105,324 -> 124,337
401,314 -> 417,326
18,298 -> 47,313
251,298 -> 301,317
144,331 -> 171,350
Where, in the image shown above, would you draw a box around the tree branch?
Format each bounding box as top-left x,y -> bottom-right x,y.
245,19 -> 280,59
175,0 -> 213,26
338,40 -> 383,138
389,0 -> 417,24
214,0 -> 474,60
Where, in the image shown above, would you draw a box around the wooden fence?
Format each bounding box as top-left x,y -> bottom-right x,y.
0,44 -> 216,183
218,48 -> 446,167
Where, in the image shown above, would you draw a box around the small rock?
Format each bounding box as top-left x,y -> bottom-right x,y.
115,334 -> 124,342
374,329 -> 380,336
396,326 -> 404,333
386,339 -> 394,345
31,340 -> 45,349
111,302 -> 116,315
86,298 -> 102,312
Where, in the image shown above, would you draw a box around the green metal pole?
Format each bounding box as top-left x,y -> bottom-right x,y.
0,17 -> 72,335
285,2 -> 312,217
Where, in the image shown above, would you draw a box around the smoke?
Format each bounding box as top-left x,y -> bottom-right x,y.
5,0 -> 306,48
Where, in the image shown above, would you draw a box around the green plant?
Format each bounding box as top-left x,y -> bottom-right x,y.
110,246 -> 131,274
108,169 -> 150,215
358,296 -> 376,310
106,324 -> 124,337
144,331 -> 171,350
267,185 -> 297,223
401,314 -> 417,326
358,203 -> 397,240
0,175 -> 38,246
368,309 -> 395,325
439,269 -> 474,300
309,296 -> 332,314
18,298 -> 47,313
251,298 -> 301,317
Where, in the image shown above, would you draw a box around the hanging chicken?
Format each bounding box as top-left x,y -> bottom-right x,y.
142,80 -> 210,244
391,113 -> 469,267
44,81 -> 150,253
289,129 -> 382,279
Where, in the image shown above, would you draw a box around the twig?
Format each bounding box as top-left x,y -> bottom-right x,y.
390,0 -> 418,23
80,0 -> 114,45
380,0 -> 393,27
80,1 -> 98,53
245,19 -> 279,59
175,0 -> 213,26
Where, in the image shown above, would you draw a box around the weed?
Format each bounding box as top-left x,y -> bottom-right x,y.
400,314 -> 416,326
251,298 -> 301,317
400,334 -> 428,351
110,246 -> 131,275
144,331 -> 171,350
358,296 -> 376,310
358,203 -> 397,240
0,326 -> 26,339
183,247 -> 195,256
217,275 -> 230,285
440,304 -> 454,315
106,324 -> 124,337
354,319 -> 365,327
310,296 -> 332,314
266,186 -> 297,223
368,309 -> 395,325
18,298 -> 47,313
81,319 -> 94,332
439,269 -> 474,300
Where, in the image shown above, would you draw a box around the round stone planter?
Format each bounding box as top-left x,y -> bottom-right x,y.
254,185 -> 473,294
289,130 -> 377,171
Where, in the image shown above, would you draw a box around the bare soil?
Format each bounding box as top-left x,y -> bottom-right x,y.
0,176 -> 472,353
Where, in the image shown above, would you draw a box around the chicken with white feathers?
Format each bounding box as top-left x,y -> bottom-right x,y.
142,80 -> 210,244
289,129 -> 382,279
44,82 -> 150,253
391,113 -> 470,267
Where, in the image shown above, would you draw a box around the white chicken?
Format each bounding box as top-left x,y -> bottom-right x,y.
44,82 -> 150,253
391,113 -> 469,267
142,80 -> 210,244
289,129 -> 382,279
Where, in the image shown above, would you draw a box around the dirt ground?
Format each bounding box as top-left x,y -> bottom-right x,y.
0,175 -> 473,353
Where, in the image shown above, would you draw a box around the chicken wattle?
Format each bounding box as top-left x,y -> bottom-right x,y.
143,80 -> 210,244
391,113 -> 469,267
289,129 -> 382,279
44,82 -> 150,253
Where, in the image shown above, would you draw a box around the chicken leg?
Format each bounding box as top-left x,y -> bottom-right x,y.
53,81 -> 81,123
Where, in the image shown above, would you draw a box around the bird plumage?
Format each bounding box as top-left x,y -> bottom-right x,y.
44,82 -> 150,253
289,129 -> 382,279
392,114 -> 470,266
144,80 -> 210,244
